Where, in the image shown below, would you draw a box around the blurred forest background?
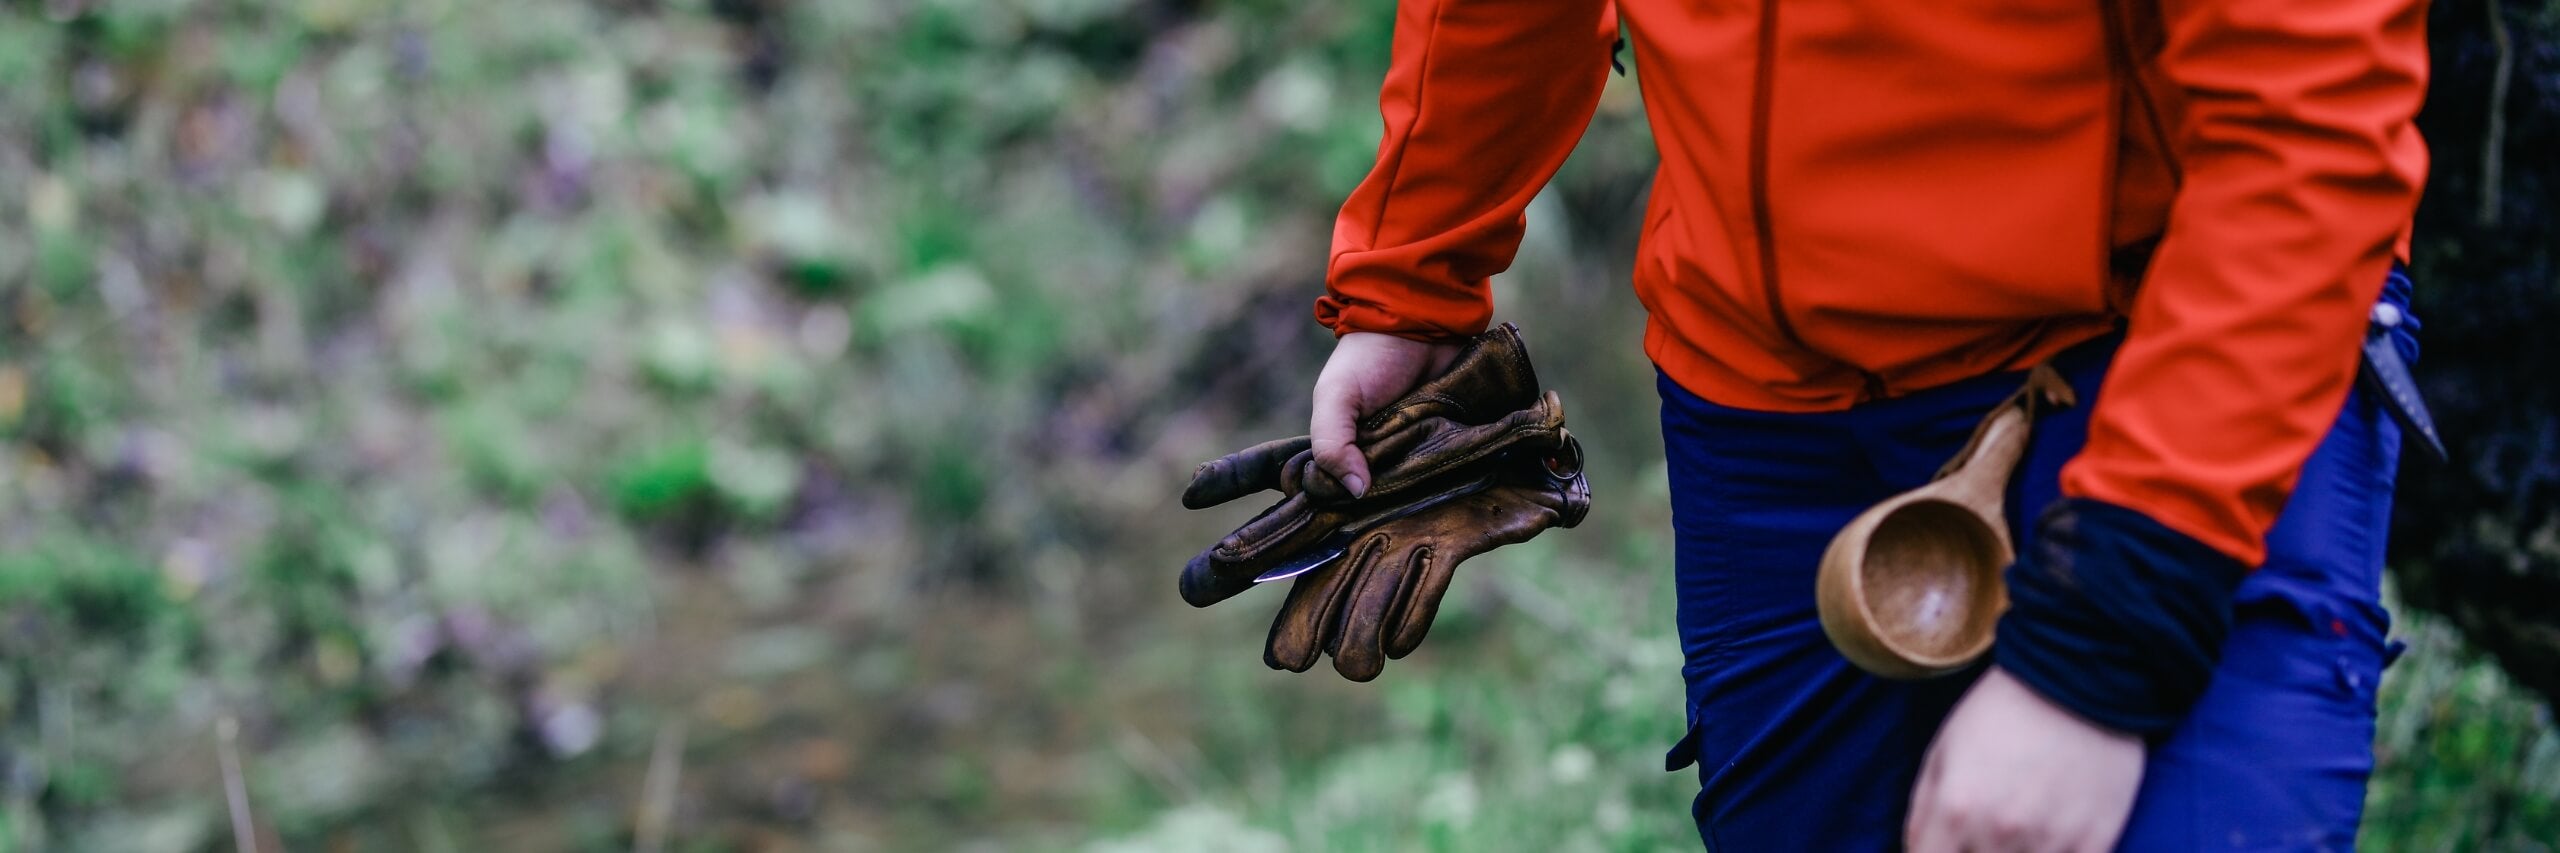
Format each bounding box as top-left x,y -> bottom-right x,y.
0,0 -> 2554,850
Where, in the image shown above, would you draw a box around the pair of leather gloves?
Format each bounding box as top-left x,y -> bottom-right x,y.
1178,324 -> 1592,682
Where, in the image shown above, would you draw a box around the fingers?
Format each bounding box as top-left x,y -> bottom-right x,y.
1261,525 -> 1447,681
1329,540 -> 1429,682
1179,547 -> 1255,609
1383,488 -> 1561,656
1263,543 -> 1369,672
1183,436 -> 1313,509
1309,331 -> 1462,500
1309,371 -> 1372,499
1265,481 -> 1576,677
1385,544 -> 1459,658
1181,492 -> 1317,608
1904,668 -> 2144,853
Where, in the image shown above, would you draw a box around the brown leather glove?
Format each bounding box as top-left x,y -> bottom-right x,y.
1180,323 -> 1543,507
1178,324 -> 1556,607
1178,392 -> 1568,606
1178,323 -> 1593,679
1263,435 -> 1589,681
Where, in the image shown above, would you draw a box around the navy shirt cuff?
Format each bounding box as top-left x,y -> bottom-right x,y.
1994,498 -> 2249,738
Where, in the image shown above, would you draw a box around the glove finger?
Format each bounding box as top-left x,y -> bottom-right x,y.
1184,493 -> 1317,607
1183,436 -> 1313,509
1281,448 -> 1347,500
1329,539 -> 1429,682
1385,542 -> 1463,660
1201,491 -> 1318,574
1380,485 -> 1572,658
1264,540 -> 1372,672
1179,547 -> 1257,608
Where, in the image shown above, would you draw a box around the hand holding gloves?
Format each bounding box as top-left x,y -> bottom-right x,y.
1180,324 -> 1591,681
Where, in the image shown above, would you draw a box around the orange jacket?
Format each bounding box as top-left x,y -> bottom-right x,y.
1313,0 -> 2428,566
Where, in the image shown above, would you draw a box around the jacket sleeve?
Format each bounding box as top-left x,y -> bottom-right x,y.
1314,0 -> 1618,341
2057,0 -> 2429,566
1998,0 -> 2426,734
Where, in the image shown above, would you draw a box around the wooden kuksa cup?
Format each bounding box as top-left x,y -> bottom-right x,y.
1816,366 -> 2075,679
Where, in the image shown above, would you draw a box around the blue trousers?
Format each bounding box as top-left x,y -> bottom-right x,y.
1660,281 -> 2410,851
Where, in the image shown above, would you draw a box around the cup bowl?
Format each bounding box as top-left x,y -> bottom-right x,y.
1816,496 -> 2011,679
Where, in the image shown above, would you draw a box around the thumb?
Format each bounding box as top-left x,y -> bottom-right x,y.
1309,378 -> 1371,498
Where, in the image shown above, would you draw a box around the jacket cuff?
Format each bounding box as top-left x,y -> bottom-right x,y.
1993,498 -> 2248,738
1313,279 -> 1488,342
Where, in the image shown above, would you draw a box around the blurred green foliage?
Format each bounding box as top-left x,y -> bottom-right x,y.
0,0 -> 2549,849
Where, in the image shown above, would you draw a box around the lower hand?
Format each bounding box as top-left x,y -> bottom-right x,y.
1308,332 -> 1461,497
1907,666 -> 2147,852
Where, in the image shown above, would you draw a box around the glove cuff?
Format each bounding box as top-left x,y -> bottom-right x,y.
1993,498 -> 2247,738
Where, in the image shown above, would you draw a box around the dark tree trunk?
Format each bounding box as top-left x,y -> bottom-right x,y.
2391,0 -> 2560,707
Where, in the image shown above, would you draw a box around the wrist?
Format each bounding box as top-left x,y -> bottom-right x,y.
1981,666 -> 2145,743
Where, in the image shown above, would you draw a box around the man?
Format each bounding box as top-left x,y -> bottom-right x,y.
1298,0 -> 2428,848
